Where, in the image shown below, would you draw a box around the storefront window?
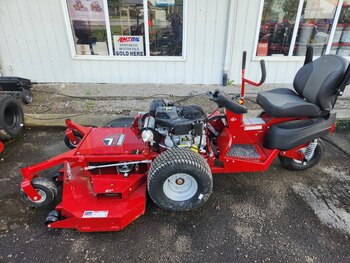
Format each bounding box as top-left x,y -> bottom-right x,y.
148,0 -> 183,56
256,0 -> 350,58
67,0 -> 109,55
66,0 -> 185,58
108,0 -> 146,56
293,0 -> 338,56
257,0 -> 299,56
330,1 -> 350,56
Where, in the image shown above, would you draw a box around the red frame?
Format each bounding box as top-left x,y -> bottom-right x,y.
206,109 -> 314,174
20,106 -> 334,232
18,60 -> 336,232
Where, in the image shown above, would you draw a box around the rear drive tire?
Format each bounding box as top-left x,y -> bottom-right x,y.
20,177 -> 57,208
279,140 -> 325,171
0,95 -> 24,140
148,148 -> 213,212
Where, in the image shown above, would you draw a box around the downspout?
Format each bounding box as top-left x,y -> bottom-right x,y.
222,0 -> 237,86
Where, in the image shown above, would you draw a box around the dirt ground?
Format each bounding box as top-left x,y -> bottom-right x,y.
25,86 -> 261,115
24,84 -> 350,117
0,127 -> 349,263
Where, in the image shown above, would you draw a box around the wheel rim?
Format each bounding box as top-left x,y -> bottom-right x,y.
163,173 -> 198,201
32,189 -> 47,204
25,94 -> 33,103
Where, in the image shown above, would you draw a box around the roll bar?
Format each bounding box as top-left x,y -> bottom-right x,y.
240,51 -> 266,104
304,45 -> 314,65
337,62 -> 350,96
241,51 -> 266,87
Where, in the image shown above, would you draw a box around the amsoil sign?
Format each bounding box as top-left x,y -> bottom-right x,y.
113,36 -> 144,56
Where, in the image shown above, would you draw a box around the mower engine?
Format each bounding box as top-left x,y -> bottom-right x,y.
141,100 -> 207,151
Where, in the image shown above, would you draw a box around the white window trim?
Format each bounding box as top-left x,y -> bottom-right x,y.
252,0 -> 348,61
61,0 -> 187,61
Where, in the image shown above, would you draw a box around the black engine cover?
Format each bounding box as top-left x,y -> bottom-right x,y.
155,105 -> 205,135
178,105 -> 205,120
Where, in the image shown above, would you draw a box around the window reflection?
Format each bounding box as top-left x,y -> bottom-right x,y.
294,0 -> 338,56
257,0 -> 299,56
148,0 -> 183,56
331,1 -> 350,56
108,0 -> 146,56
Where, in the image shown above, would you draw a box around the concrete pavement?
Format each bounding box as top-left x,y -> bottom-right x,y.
0,127 -> 349,262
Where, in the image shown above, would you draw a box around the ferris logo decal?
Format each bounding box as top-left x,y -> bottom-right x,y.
118,37 -> 140,43
103,134 -> 125,146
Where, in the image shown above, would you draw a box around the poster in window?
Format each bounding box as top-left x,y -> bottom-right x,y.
67,0 -> 105,21
113,36 -> 145,56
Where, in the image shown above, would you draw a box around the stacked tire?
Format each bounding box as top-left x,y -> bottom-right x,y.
0,95 -> 24,141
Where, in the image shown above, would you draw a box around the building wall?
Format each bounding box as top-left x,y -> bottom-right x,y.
228,0 -> 305,84
0,0 -> 230,84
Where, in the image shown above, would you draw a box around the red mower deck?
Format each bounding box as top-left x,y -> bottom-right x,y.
21,122 -> 154,232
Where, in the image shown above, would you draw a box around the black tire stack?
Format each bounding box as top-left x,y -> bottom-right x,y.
0,95 -> 24,141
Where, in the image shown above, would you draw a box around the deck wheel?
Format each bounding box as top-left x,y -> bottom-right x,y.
64,130 -> 83,149
45,210 -> 61,226
20,177 -> 57,208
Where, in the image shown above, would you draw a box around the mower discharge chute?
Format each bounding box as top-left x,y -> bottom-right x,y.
20,46 -> 349,232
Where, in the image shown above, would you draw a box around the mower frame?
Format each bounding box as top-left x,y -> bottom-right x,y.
19,48 -> 338,232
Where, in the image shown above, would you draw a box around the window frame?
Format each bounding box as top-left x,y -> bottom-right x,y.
253,0 -> 346,61
61,0 -> 187,61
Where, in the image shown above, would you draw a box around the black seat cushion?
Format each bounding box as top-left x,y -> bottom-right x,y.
257,55 -> 348,118
294,55 -> 348,111
257,88 -> 321,117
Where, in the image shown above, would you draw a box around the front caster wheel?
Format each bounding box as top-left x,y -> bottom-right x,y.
64,130 -> 83,149
20,177 -> 57,208
279,140 -> 325,171
148,148 -> 213,212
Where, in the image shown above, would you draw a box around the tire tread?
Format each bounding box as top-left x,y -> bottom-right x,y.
148,147 -> 212,211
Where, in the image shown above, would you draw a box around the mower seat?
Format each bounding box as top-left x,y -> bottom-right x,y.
257,88 -> 321,117
257,54 -> 349,118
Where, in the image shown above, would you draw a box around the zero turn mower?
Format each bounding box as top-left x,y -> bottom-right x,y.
20,46 -> 348,232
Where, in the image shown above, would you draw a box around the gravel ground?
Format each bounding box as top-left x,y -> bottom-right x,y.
0,127 -> 349,262
25,85 -> 261,115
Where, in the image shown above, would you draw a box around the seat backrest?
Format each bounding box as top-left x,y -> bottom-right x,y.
293,55 -> 349,111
